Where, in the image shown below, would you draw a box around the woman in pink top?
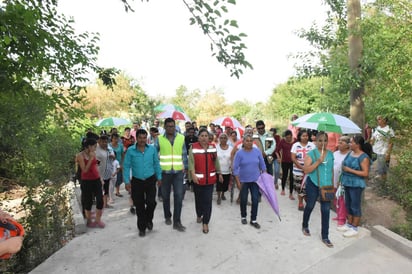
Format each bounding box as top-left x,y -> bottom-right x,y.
76,138 -> 105,229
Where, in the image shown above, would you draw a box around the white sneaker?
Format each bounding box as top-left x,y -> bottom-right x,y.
343,227 -> 359,237
337,224 -> 351,232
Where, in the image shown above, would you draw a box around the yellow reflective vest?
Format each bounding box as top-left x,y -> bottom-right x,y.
158,134 -> 185,171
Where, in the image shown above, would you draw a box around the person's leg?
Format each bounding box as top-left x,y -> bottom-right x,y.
274,160 -> 280,189
102,179 -> 110,208
193,183 -> 202,219
93,180 -> 105,227
320,200 -> 331,240
161,173 -> 173,221
239,183 -> 249,221
265,158 -> 273,175
281,162 -> 288,193
145,178 -> 157,230
221,174 -> 230,199
131,178 -> 146,232
250,182 -> 260,222
109,177 -> 115,203
171,172 -> 184,224
115,172 -> 123,196
344,187 -> 363,237
376,154 -> 387,176
302,178 -> 318,232
288,163 -> 294,193
82,180 -> 94,224
202,184 -> 214,224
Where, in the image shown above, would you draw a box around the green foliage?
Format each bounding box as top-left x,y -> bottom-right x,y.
267,76 -> 349,122
3,183 -> 74,273
183,0 -> 252,78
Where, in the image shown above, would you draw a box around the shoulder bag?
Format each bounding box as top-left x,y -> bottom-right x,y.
315,153 -> 335,202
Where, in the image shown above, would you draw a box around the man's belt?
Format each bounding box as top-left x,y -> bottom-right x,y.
132,174 -> 156,183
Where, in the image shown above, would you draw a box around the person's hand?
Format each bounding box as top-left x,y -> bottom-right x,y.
218,174 -> 223,183
2,237 -> 23,255
319,149 -> 327,163
88,151 -> 96,159
125,184 -> 131,192
385,153 -> 390,161
0,210 -> 13,223
157,180 -> 162,186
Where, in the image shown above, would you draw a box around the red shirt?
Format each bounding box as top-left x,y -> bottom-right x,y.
81,157 -> 100,180
276,139 -> 295,163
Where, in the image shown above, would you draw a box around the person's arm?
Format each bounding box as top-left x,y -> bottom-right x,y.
182,140 -> 188,171
265,136 -> 276,157
188,147 -> 198,184
214,153 -> 223,183
342,156 -> 370,178
123,149 -> 132,191
0,237 -> 23,257
152,146 -> 162,186
291,152 -> 303,170
303,151 -> 326,174
77,152 -> 94,173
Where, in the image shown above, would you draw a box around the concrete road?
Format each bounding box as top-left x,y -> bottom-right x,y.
31,183 -> 412,274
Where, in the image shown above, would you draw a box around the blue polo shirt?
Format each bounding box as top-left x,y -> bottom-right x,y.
123,144 -> 162,184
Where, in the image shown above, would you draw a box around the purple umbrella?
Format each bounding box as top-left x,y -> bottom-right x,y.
257,173 -> 281,221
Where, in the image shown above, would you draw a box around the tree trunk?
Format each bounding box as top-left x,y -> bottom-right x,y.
348,0 -> 364,133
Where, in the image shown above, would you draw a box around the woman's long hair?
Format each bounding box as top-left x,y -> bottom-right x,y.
352,135 -> 373,158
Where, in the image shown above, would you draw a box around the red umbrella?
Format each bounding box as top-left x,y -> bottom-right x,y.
157,110 -> 191,121
212,116 -> 242,129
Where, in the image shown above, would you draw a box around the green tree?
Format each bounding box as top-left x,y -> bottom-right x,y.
120,0 -> 252,78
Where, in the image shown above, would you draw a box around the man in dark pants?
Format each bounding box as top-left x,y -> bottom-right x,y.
155,118 -> 188,232
123,129 -> 162,237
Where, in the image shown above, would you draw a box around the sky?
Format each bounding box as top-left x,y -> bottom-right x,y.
58,0 -> 328,103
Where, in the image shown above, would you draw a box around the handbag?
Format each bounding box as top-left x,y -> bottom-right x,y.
315,154 -> 334,202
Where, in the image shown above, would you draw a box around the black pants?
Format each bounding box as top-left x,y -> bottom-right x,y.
131,175 -> 157,232
281,162 -> 294,194
193,184 -> 214,224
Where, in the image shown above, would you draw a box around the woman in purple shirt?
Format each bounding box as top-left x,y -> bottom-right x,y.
233,134 -> 267,229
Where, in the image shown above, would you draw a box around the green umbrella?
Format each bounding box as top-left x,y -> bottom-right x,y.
95,117 -> 131,127
292,112 -> 361,134
154,103 -> 185,113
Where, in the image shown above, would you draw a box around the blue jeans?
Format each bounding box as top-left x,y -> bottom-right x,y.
273,160 -> 280,185
193,184 -> 214,224
302,177 -> 331,240
240,182 -> 259,221
344,186 -> 363,216
161,172 -> 184,223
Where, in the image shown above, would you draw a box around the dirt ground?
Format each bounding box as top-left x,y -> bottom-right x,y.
362,181 -> 407,229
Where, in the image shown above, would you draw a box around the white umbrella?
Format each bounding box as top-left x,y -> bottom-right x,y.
95,117 -> 131,127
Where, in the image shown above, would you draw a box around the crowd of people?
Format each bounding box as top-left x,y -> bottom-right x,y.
72,113 -> 393,249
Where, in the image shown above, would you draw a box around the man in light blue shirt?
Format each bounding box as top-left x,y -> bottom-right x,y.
123,129 -> 162,237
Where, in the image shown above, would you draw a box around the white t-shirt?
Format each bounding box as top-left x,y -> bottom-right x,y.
372,125 -> 395,154
217,144 -> 232,175
291,142 -> 315,176
111,159 -> 120,179
333,150 -> 349,187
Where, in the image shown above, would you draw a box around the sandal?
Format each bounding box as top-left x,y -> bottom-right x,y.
302,227 -> 311,236
322,239 -> 334,248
